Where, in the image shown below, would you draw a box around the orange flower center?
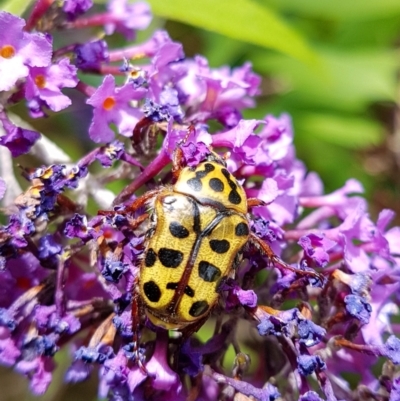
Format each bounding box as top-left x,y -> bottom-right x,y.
102,96 -> 116,111
34,74 -> 46,89
0,45 -> 16,59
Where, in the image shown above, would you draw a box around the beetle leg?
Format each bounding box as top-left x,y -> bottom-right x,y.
247,198 -> 266,208
131,277 -> 148,374
125,188 -> 161,213
131,116 -> 154,147
249,232 -> 323,281
171,147 -> 186,183
99,188 -> 161,219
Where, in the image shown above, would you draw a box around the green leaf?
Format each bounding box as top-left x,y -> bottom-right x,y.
146,0 -> 318,66
264,0 -> 400,20
296,113 -> 382,149
0,0 -> 33,15
201,31 -> 245,67
253,49 -> 397,111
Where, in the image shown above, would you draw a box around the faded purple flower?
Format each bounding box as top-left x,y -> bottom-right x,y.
383,335 -> 400,365
63,0 -> 93,20
297,354 -> 326,376
0,115 -> 40,157
105,0 -> 152,39
299,391 -> 325,401
344,294 -> 372,325
74,40 -> 109,71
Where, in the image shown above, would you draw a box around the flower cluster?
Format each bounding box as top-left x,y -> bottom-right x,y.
1,1 -> 400,400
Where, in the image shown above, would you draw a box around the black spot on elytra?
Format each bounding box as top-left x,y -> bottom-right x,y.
145,248 -> 157,267
189,300 -> 209,317
187,163 -> 216,192
198,261 -> 222,282
166,283 -> 194,297
169,221 -> 190,239
209,239 -> 230,254
235,222 -> 249,236
184,285 -> 195,297
198,163 -> 215,177
166,282 -> 178,290
158,248 -> 184,268
187,177 -> 202,191
209,177 -> 224,192
221,168 -> 242,205
228,190 -> 242,205
143,281 -> 161,302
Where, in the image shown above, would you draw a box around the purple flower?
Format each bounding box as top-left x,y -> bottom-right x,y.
63,0 -> 93,20
177,57 -> 261,126
98,348 -> 146,397
177,340 -> 204,377
0,327 -> 20,365
299,233 -> 337,268
74,40 -> 109,71
146,332 -> 182,392
298,319 -> 327,347
101,259 -> 128,283
0,12 -> 52,91
105,0 -> 152,40
25,58 -> 78,116
147,37 -> 185,103
95,140 -> 125,167
212,119 -> 263,166
211,371 -> 280,401
143,87 -> 183,122
222,280 -> 258,309
344,294 -> 372,324
37,235 -> 62,261
65,358 -> 91,383
383,335 -> 400,365
0,116 -> 40,157
299,391 -> 325,401
390,377 -> 400,401
256,307 -> 326,347
180,141 -> 212,167
2,213 -> 35,250
64,214 -> 99,242
251,217 -> 277,242
87,75 -> 146,142
15,356 -> 55,395
297,354 -> 326,376
75,345 -> 113,364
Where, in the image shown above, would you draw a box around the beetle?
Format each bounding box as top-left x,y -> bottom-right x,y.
104,140 -> 320,368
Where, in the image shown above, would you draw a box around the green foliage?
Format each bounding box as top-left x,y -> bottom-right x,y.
262,0 -> 400,20
0,0 -> 33,15
147,0 -> 318,65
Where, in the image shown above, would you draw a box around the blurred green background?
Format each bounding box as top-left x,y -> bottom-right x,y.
1,0 -> 400,400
